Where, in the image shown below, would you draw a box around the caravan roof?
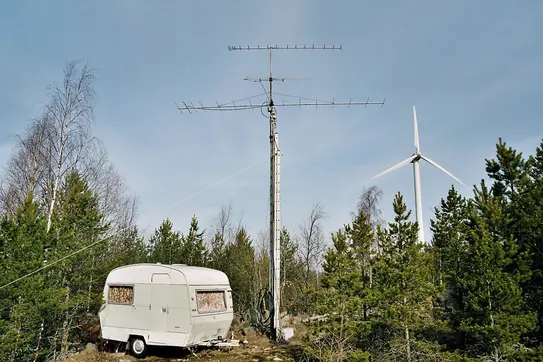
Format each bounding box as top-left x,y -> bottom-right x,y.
106,263 -> 229,286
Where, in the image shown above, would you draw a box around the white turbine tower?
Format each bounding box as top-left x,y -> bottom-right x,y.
372,106 -> 465,244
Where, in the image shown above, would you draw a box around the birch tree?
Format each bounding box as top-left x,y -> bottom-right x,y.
297,202 -> 327,284
208,203 -> 235,271
354,185 -> 384,228
352,185 -> 384,257
0,115 -> 52,215
43,61 -> 96,232
79,144 -> 138,231
0,90 -> 136,238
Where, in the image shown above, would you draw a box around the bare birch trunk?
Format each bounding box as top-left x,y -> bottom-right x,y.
10,297 -> 23,362
405,324 -> 411,362
488,281 -> 499,362
404,295 -> 411,362
337,302 -> 345,362
87,255 -> 95,313
45,115 -> 67,233
33,320 -> 44,362
60,285 -> 71,357
10,322 -> 20,362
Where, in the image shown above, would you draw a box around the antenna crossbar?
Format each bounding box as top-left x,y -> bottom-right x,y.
228,44 -> 342,51
244,77 -> 310,82
177,98 -> 386,113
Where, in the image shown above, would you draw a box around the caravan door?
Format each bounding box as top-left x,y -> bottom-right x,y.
167,283 -> 191,334
148,272 -> 170,343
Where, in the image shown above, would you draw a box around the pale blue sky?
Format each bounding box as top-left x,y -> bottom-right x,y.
1,1 -> 542,245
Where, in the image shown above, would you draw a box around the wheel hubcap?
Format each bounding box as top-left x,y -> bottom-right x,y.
133,340 -> 144,354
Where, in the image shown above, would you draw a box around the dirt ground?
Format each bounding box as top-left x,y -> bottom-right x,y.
63,330 -> 304,362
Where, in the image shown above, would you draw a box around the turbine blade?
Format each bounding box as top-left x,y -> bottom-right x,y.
372,155 -> 417,180
421,155 -> 465,186
413,106 -> 420,153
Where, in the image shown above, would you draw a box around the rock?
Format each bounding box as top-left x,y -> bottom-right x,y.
81,343 -> 98,354
273,357 -> 283,361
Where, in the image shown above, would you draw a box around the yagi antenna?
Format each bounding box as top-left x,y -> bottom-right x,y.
176,98 -> 385,113
244,76 -> 311,82
227,44 -> 343,51
176,44 -> 385,343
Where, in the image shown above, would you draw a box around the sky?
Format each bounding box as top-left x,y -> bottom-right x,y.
1,0 -> 542,247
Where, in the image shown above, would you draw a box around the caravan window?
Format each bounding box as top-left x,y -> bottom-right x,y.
108,285 -> 134,305
196,290 -> 227,313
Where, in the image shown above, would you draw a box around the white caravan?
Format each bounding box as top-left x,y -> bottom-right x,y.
99,263 -> 234,358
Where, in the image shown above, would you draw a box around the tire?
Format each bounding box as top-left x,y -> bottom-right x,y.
129,336 -> 147,359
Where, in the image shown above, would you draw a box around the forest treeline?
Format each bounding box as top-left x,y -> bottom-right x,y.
1,61 -> 542,361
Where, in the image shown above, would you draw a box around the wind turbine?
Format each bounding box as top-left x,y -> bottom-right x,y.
372,106 -> 465,244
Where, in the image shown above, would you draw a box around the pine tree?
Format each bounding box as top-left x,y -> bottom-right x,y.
483,140 -> 534,279
0,194 -> 61,360
279,227 -> 303,314
209,231 -> 228,271
345,208 -> 375,324
304,229 -> 369,362
224,227 -> 255,314
180,215 -> 207,266
50,170 -> 109,357
527,140 -> 543,342
484,138 -> 543,344
485,138 -> 533,202
280,227 -> 297,287
107,225 -> 148,268
147,218 -> 182,264
482,139 -> 532,245
373,193 -> 437,361
430,186 -> 470,348
458,181 -> 536,360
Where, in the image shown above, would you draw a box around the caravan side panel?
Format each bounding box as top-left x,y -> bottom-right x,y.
99,282 -> 152,343
100,265 -> 191,346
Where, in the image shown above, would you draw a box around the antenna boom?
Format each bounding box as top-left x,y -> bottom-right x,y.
228,44 -> 343,51
177,99 -> 386,113
244,77 -> 311,82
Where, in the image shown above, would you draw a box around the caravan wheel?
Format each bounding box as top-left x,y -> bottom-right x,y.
129,336 -> 147,359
